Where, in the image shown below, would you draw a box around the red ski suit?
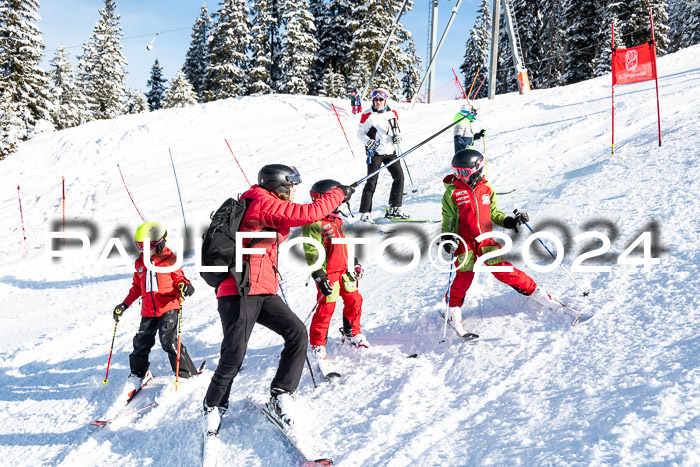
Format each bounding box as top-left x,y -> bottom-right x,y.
441,174 -> 536,307
122,247 -> 191,317
302,214 -> 363,346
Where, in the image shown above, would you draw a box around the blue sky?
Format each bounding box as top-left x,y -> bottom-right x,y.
39,0 -> 478,95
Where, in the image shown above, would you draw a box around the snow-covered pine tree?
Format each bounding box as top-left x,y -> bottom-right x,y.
594,2 -> 625,76
183,3 -> 211,101
401,39 -> 422,100
0,0 -> 52,143
277,0 -> 318,94
669,0 -> 700,51
317,65 -> 347,97
623,0 -> 670,56
78,0 -> 127,119
124,89 -> 149,114
347,0 -> 415,98
0,83 -> 25,159
460,0 -> 491,99
163,71 -> 198,108
310,0 -> 353,94
560,0 -> 598,85
539,0 -> 566,88
249,0 -> 275,94
202,0 -> 250,101
49,45 -> 91,130
146,59 -> 167,111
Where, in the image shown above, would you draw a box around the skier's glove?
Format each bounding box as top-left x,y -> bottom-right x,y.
441,234 -> 459,254
353,257 -> 364,281
337,184 -> 355,202
503,212 -> 529,232
366,139 -> 379,150
312,269 -> 334,296
113,303 -> 128,322
178,282 -> 195,299
474,129 -> 486,140
392,134 -> 402,145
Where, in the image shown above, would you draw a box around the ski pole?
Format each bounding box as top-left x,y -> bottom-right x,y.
331,103 -> 356,158
103,321 -> 119,385
168,148 -> 189,239
303,295 -> 324,326
17,185 -> 29,255
442,254 -> 456,340
516,211 -> 590,297
305,355 -> 318,389
388,119 -> 416,193
396,144 -> 417,193
352,113 -> 472,189
174,284 -> 184,390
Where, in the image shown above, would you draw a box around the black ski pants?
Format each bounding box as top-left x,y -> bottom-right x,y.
129,308 -> 198,378
359,151 -> 405,213
204,294 -> 308,410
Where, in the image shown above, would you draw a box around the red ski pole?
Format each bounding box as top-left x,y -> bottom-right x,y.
174,285 -> 184,390
331,103 -> 356,158
103,321 -> 119,385
17,185 -> 29,255
117,162 -> 145,221
224,138 -> 252,186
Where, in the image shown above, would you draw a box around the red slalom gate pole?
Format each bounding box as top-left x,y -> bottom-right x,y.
331,103 -> 356,158
471,75 -> 487,101
464,67 -> 479,102
17,185 -> 29,255
117,162 -> 145,221
224,138 -> 252,186
611,23 -> 616,156
103,321 -> 119,385
649,8 -> 662,147
62,176 -> 66,246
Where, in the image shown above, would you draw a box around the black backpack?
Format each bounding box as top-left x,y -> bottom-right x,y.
200,197 -> 252,293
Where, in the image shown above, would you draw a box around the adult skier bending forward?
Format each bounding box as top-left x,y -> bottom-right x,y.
202,164 -> 354,436
441,149 -> 575,336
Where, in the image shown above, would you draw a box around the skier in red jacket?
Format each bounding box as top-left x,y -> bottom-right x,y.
202,164 -> 354,436
112,221 -> 199,397
302,180 -> 368,372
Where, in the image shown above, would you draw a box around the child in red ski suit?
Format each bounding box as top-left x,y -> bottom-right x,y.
303,180 -> 367,356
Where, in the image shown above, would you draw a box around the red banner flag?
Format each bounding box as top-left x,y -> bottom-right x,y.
612,42 -> 657,85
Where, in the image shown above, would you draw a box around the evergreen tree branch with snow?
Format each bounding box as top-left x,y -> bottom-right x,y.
183,3 -> 211,102
146,59 -> 167,111
49,45 -> 91,130
163,71 -> 198,109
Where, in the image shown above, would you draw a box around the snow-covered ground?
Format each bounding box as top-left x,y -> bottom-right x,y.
1,45 -> 699,466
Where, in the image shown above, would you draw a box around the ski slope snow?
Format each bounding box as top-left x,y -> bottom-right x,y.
0,45 -> 699,466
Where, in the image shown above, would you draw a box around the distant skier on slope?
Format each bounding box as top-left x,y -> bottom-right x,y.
453,104 -> 486,154
303,180 -> 369,367
357,87 -> 410,222
201,165 -> 355,436
112,221 -> 199,398
441,149 -> 572,336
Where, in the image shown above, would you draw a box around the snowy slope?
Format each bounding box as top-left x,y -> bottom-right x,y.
1,45 -> 699,466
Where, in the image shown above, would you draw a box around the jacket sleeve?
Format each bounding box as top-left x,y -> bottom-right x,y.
302,221 -> 324,271
262,188 -> 345,230
171,267 -> 190,290
487,183 -> 507,227
123,271 -> 142,307
441,187 -> 459,234
357,113 -> 372,145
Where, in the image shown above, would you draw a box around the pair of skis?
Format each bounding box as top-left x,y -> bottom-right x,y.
91,374 -> 156,428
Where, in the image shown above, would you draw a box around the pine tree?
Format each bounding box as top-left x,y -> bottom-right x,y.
0,82 -> 25,159
78,0 -> 127,119
183,3 -> 211,100
317,65 -> 347,97
594,2 -> 625,76
124,89 -> 148,114
202,0 -> 250,101
146,59 -> 167,111
539,0 -> 566,88
0,0 -> 52,144
560,0 -> 599,85
460,0 -> 491,99
49,46 -> 91,130
622,0 -> 670,56
669,0 -> 700,51
163,71 -> 198,108
249,0 -> 275,94
310,0 -> 353,94
402,40 -> 422,100
277,0 -> 319,94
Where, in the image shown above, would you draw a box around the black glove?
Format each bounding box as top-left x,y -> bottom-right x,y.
441,234 -> 459,254
311,269 -> 334,296
503,212 -> 529,231
392,134 -> 402,144
474,129 -> 486,140
337,184 -> 355,202
178,282 -> 195,299
113,303 -> 127,322
353,257 -> 363,281
366,139 -> 379,150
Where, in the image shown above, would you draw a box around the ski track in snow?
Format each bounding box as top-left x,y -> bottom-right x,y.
1,45 -> 699,466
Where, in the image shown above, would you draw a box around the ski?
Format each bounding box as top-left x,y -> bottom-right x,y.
309,351 -> 341,383
548,296 -> 584,326
91,374 -> 157,427
495,189 -> 516,195
437,309 -> 480,341
246,396 -> 333,466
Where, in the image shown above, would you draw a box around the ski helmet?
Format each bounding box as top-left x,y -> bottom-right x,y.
134,221 -> 167,254
310,179 -> 342,200
451,149 -> 485,185
258,164 -> 302,194
457,104 -> 476,122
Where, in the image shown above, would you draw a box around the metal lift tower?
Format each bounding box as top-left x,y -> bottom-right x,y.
488,0 -> 531,99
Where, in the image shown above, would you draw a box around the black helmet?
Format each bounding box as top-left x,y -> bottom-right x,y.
258,164 -> 302,193
451,149 -> 485,185
310,179 -> 341,200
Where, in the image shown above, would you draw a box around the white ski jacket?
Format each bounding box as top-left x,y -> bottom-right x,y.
357,106 -> 401,156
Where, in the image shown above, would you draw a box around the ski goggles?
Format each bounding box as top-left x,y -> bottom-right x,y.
135,236 -> 166,251
285,166 -> 302,185
372,90 -> 389,101
453,159 -> 485,179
